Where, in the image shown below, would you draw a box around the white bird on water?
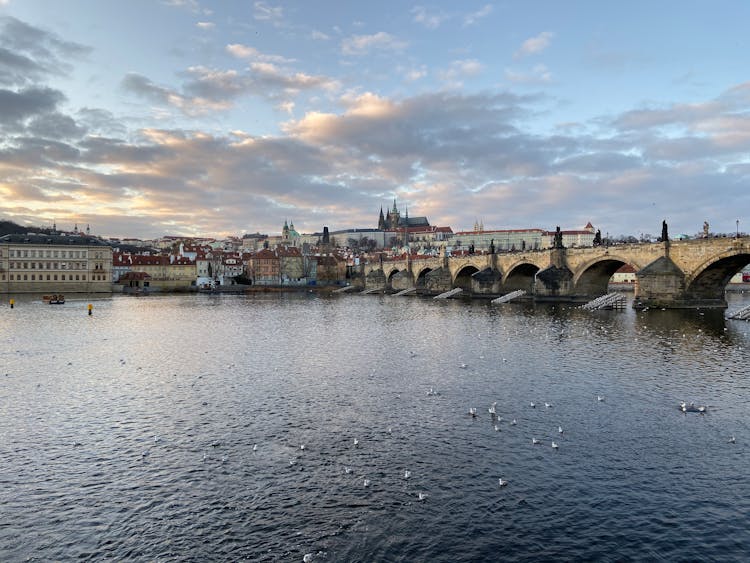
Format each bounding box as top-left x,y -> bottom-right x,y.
729,436 -> 736,444
494,424 -> 500,432
363,478 -> 371,487
253,444 -> 258,452
418,492 -> 428,501
511,419 -> 517,426
469,407 -> 477,418
558,426 -> 564,434
460,363 -> 468,369
353,438 -> 360,447
344,466 -> 352,474
530,402 -> 536,408
551,441 -> 559,449
404,470 -> 411,479
303,553 -> 314,563
498,478 -> 508,487
544,402 -> 553,408
532,438 -> 541,445
597,395 -> 605,402
299,444 -> 306,451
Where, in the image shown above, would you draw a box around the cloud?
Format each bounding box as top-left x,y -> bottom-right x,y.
412,6 -> 449,29
514,31 -> 554,59
253,1 -> 283,23
4,81 -> 750,239
195,21 -> 214,30
341,32 -> 408,56
0,16 -> 91,86
225,43 -> 294,63
0,86 -> 65,129
3,14 -> 749,239
404,66 -> 427,81
121,72 -> 231,116
162,0 -> 202,13
311,30 -> 330,41
463,4 -> 493,27
438,59 -> 484,85
122,62 -> 339,116
505,64 -> 552,84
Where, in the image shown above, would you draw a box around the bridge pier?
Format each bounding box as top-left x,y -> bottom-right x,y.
365,268 -> 386,290
424,267 -> 453,294
534,264 -> 579,301
471,268 -> 503,295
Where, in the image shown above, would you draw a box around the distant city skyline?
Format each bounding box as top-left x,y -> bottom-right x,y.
1,1 -> 748,239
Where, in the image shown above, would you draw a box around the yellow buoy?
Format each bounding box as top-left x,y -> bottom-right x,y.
88,303 -> 93,316
9,299 -> 14,309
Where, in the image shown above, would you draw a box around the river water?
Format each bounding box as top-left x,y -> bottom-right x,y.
1,292 -> 749,562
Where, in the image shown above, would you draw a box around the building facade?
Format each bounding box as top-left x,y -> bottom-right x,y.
452,228 -> 545,252
0,233 -> 113,293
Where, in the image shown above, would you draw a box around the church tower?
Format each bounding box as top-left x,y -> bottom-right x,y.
387,199 -> 400,230
282,219 -> 289,240
378,206 -> 386,230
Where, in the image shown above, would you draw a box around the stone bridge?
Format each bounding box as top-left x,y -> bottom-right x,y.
361,237 -> 750,309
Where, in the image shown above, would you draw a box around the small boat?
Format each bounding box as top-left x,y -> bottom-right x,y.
42,294 -> 65,304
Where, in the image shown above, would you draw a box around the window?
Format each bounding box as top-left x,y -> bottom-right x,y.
54,274 -> 58,280
46,274 -> 50,280
31,274 -> 35,280
75,275 -> 80,280
23,274 -> 27,280
82,274 -> 86,281
61,274 -> 65,281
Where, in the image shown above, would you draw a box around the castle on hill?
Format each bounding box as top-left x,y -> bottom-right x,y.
377,200 -> 430,230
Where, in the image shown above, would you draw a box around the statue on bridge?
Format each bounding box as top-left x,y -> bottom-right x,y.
703,221 -> 710,238
661,220 -> 669,242
593,229 -> 602,246
490,239 -> 495,254
554,226 -> 564,249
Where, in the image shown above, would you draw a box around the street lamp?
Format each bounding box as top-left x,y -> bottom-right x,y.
737,219 -> 740,238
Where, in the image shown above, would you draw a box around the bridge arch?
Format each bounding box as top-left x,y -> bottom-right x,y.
415,267 -> 432,288
454,265 -> 480,291
685,251 -> 750,302
503,261 -> 541,293
386,268 -> 401,287
573,255 -> 635,296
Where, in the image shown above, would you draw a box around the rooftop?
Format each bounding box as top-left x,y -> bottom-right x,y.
0,233 -> 111,246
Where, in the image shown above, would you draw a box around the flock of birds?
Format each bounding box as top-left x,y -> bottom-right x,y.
80,336 -> 743,563
459,389 -> 606,490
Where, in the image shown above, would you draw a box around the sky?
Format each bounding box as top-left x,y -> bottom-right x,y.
1,1 -> 749,240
